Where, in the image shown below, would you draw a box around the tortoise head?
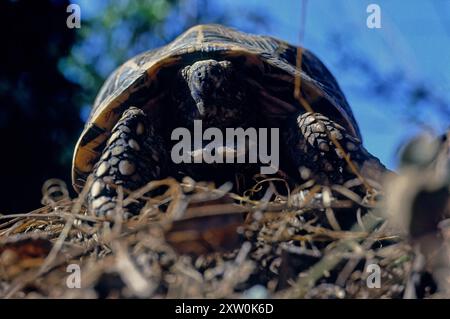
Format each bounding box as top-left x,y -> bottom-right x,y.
173,59 -> 248,128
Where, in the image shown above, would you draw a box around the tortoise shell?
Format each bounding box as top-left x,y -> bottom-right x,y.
72,24 -> 360,191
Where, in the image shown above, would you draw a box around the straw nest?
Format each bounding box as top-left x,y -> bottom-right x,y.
0,132 -> 448,299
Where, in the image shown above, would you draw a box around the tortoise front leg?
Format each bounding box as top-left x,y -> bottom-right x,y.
88,107 -> 168,218
284,112 -> 387,185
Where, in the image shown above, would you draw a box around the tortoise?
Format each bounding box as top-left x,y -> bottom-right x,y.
72,24 -> 386,217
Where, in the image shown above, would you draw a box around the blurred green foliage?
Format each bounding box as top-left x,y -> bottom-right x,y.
0,0 -> 267,212
60,0 -> 266,121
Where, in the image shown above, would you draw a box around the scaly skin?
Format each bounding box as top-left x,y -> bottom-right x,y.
284,111 -> 387,185
88,107 -> 168,217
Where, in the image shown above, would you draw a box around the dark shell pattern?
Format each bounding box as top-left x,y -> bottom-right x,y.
72,24 -> 360,191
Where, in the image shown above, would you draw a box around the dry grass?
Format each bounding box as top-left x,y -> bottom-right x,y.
0,132 -> 448,299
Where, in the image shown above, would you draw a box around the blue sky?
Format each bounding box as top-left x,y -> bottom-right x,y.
213,0 -> 450,169
74,0 -> 450,170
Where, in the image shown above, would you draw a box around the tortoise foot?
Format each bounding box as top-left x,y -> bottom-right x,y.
286,112 -> 387,185
88,107 -> 167,218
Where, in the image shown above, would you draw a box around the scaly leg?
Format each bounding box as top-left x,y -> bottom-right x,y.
88,107 -> 167,217
285,112 -> 387,185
